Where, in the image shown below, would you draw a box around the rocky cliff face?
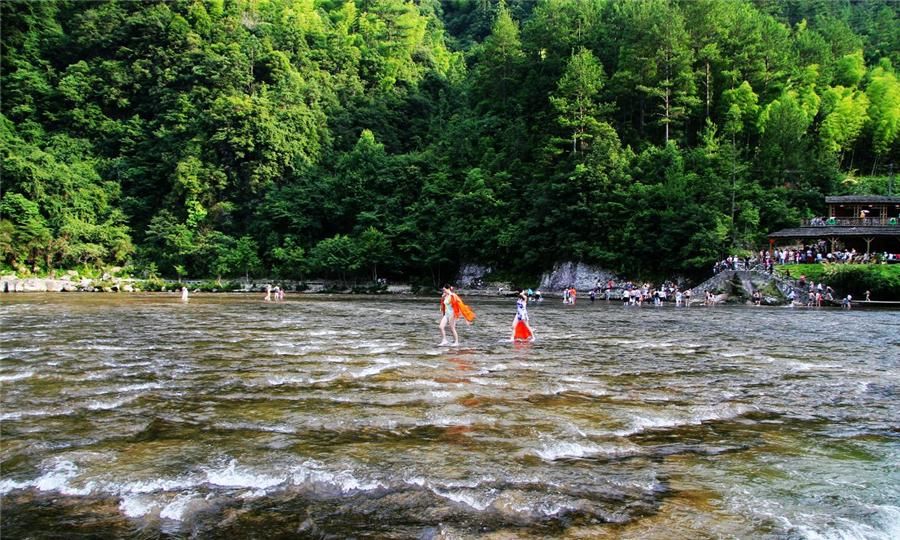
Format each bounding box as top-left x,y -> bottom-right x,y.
456,264 -> 492,288
454,262 -> 618,294
1,277 -> 77,292
539,263 -> 617,292
1,276 -> 132,293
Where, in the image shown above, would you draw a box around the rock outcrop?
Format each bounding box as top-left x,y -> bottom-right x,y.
688,269 -> 800,305
539,262 -> 617,292
456,264 -> 492,288
0,277 -> 137,293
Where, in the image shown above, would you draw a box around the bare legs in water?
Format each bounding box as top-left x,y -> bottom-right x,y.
439,312 -> 458,346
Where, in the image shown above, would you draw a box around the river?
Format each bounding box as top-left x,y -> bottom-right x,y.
1,293 -> 898,538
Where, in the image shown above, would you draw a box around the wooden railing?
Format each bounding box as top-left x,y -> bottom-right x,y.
802,217 -> 899,227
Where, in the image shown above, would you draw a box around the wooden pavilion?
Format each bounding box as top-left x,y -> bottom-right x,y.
768,195 -> 900,254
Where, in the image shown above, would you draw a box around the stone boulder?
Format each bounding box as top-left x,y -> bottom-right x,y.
456,264 -> 492,288
22,279 -> 48,292
539,262 -> 617,292
1,276 -> 15,293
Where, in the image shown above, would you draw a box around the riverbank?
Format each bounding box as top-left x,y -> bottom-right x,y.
6,262 -> 898,304
0,276 -> 508,298
0,262 -> 604,296
775,263 -> 900,300
0,275 -> 414,295
1,276 -> 135,293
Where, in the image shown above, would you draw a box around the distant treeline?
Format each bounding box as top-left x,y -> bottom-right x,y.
2,0 -> 898,284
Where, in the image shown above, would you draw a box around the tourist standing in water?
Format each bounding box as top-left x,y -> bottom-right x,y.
510,291 -> 535,341
181,286 -> 189,302
439,286 -> 457,346
439,286 -> 475,346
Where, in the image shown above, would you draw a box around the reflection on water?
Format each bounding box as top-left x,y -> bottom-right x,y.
1,293 -> 898,538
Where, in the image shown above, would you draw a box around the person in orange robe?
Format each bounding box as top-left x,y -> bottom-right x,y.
439,285 -> 475,346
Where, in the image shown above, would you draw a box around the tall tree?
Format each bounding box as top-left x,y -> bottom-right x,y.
607,0 -> 698,144
470,1 -> 525,115
550,47 -> 607,155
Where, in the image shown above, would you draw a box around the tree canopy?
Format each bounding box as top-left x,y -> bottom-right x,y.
2,0 -> 898,283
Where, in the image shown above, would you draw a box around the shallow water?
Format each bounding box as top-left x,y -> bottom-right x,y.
1,293 -> 898,538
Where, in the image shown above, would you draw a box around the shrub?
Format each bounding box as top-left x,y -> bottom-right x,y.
822,265 -> 900,300
141,278 -> 166,292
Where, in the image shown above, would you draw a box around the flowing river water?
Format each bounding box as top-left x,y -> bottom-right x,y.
1,293 -> 898,538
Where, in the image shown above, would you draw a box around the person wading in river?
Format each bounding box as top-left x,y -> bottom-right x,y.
510,291 -> 535,342
439,286 -> 475,346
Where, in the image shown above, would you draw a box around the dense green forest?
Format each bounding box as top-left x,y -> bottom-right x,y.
2,0 -> 899,284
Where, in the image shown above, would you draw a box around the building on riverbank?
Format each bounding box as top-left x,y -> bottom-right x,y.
767,195 -> 900,255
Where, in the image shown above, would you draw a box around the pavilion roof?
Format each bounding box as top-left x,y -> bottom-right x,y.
825,195 -> 900,205
768,226 -> 900,239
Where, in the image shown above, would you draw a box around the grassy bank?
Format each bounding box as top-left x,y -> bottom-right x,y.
776,264 -> 900,300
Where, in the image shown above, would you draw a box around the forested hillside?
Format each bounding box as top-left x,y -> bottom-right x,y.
2,0 -> 898,284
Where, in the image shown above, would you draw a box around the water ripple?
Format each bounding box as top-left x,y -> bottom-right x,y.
1,294 -> 897,538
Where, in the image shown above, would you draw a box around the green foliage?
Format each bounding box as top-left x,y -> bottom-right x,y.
195,279 -> 242,292
357,227 -> 391,281
838,174 -> 894,196
0,116 -> 133,271
550,47 -> 607,155
470,2 -> 525,115
823,264 -> 900,300
1,0 -> 897,285
820,86 -> 870,155
775,262 -> 900,300
607,0 -> 698,144
775,263 -> 830,284
309,234 -> 359,284
834,51 -> 866,87
721,81 -> 759,138
270,236 -> 306,279
865,62 -> 900,158
0,192 -> 51,270
140,277 -> 167,292
209,235 -> 261,280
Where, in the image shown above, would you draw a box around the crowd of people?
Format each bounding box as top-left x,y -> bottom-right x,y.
711,243 -> 895,277
264,284 -> 286,301
581,280 -> 695,307
769,244 -> 876,265
787,278 -> 837,307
